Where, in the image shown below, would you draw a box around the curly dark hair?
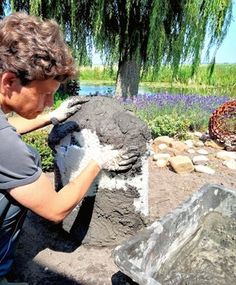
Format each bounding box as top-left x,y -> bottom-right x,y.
0,12 -> 77,85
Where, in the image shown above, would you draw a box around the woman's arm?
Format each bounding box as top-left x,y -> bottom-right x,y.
8,142 -> 138,222
8,113 -> 51,134
9,160 -> 101,222
8,96 -> 90,134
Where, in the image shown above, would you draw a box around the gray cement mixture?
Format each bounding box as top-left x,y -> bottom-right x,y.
156,211 -> 236,285
64,185 -> 147,246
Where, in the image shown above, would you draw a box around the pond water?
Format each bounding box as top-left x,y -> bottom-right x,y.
78,83 -> 231,97
78,84 -> 149,96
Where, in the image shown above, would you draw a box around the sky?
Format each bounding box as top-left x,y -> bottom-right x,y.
93,1 -> 236,65
207,0 -> 236,63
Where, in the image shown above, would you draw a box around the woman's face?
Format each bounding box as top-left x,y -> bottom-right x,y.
0,73 -> 60,119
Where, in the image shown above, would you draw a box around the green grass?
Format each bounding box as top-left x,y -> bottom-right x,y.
79,66 -> 116,81
78,64 -> 236,98
141,64 -> 236,86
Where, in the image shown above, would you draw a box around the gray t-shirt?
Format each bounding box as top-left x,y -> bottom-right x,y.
0,109 -> 42,276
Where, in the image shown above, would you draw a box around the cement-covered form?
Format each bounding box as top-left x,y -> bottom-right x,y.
49,96 -> 151,245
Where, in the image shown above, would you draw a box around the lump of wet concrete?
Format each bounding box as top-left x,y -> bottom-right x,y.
48,96 -> 151,246
157,212 -> 236,285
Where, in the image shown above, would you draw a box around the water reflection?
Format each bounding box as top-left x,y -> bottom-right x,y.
78,85 -> 148,96
78,85 -> 114,96
78,84 -> 234,97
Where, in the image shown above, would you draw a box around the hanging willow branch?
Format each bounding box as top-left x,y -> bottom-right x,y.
6,0 -> 233,79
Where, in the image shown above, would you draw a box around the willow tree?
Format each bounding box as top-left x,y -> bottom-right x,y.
7,0 -> 234,98
0,1 -> 7,18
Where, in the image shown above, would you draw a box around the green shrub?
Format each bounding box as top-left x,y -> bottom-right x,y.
188,111 -> 209,132
22,129 -> 54,172
141,113 -> 191,140
53,91 -> 70,109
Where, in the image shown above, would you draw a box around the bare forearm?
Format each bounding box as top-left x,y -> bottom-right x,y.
9,160 -> 101,222
54,160 -> 101,220
8,113 -> 50,134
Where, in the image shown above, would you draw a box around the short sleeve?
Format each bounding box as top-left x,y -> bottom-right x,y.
0,125 -> 42,190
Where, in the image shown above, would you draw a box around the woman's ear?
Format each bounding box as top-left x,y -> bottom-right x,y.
0,72 -> 20,95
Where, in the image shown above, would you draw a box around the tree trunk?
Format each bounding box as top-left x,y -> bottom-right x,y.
115,59 -> 141,100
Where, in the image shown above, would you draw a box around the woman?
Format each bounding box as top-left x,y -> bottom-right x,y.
0,12 -> 136,284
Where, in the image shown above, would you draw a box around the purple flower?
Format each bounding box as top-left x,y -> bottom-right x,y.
123,93 -> 230,114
